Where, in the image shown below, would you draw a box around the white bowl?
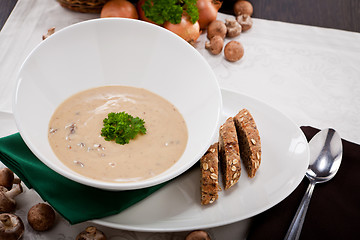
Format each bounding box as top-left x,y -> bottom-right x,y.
13,18 -> 222,190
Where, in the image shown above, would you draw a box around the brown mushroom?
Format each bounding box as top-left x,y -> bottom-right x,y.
27,203 -> 56,231
224,41 -> 244,62
185,230 -> 211,240
0,183 -> 23,213
76,226 -> 107,240
0,168 -> 14,191
207,20 -> 227,40
233,0 -> 253,16
205,35 -> 224,55
0,213 -> 24,240
236,14 -> 253,31
225,18 -> 242,38
0,168 -> 20,191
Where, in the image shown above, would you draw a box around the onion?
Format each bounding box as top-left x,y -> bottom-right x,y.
197,0 -> 222,29
163,15 -> 201,45
100,0 -> 138,19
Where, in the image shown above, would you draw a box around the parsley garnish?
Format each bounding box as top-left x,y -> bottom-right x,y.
142,0 -> 199,25
101,112 -> 146,145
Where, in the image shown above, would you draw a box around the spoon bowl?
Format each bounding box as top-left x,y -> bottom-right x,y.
306,128 -> 342,182
285,128 -> 343,240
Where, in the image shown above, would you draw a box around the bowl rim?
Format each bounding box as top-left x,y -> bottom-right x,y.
13,18 -> 222,190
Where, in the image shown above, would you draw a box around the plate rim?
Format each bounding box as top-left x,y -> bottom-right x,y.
91,88 -> 310,232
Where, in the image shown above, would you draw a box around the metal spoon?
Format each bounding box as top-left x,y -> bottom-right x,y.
284,128 -> 342,240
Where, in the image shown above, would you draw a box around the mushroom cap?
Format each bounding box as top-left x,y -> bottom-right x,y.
205,35 -> 224,55
207,20 -> 227,40
233,0 -> 253,16
0,187 -> 16,213
185,230 -> 211,240
76,226 -> 107,240
27,203 -> 56,231
236,14 -> 253,31
0,168 -> 14,191
0,213 -> 25,240
225,18 -> 242,38
224,41 -> 244,62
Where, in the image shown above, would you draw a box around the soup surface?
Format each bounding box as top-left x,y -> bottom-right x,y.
48,86 -> 188,182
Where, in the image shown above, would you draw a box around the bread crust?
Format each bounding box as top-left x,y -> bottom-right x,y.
219,117 -> 241,190
234,109 -> 261,178
200,142 -> 221,205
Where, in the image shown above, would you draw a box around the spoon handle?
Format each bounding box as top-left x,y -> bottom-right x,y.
284,181 -> 316,240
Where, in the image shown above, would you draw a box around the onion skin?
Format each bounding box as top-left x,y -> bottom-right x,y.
163,15 -> 201,45
197,0 -> 223,29
101,0 -> 138,19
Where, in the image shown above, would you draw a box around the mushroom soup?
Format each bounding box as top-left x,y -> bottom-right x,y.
48,86 -> 188,183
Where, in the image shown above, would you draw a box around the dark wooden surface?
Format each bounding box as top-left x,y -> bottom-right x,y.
1,0 -> 359,32
221,0 -> 360,32
0,0 -> 17,31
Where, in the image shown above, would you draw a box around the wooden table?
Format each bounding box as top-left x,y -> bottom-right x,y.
1,0 -> 360,32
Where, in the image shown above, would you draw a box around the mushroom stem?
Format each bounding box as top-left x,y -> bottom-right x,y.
76,226 -> 107,240
13,179 -> 21,185
86,226 -> 97,235
205,35 -> 224,55
225,18 -> 242,38
5,184 -> 22,200
0,215 -> 12,227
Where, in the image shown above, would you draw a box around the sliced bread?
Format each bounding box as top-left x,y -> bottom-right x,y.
219,117 -> 241,190
200,142 -> 221,205
234,109 -> 261,178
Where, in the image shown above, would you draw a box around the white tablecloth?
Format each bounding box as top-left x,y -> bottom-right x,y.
0,0 -> 359,239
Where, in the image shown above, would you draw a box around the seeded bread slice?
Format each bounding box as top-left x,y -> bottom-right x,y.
200,142 -> 221,205
219,117 -> 241,190
234,109 -> 261,178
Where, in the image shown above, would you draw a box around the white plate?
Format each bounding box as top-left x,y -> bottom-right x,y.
92,89 -> 310,231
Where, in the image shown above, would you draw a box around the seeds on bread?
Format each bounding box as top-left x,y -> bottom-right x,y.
219,117 -> 241,190
233,109 -> 261,178
199,108 -> 261,204
200,142 -> 221,205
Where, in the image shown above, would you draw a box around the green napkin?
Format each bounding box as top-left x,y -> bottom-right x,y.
0,133 -> 169,224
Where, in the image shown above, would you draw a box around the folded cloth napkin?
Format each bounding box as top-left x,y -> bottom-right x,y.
247,126 -> 360,240
0,133 -> 169,224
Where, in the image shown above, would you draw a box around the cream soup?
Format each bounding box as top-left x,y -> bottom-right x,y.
48,86 -> 188,182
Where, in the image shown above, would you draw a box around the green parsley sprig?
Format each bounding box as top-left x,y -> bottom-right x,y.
101,112 -> 146,145
142,0 -> 199,25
